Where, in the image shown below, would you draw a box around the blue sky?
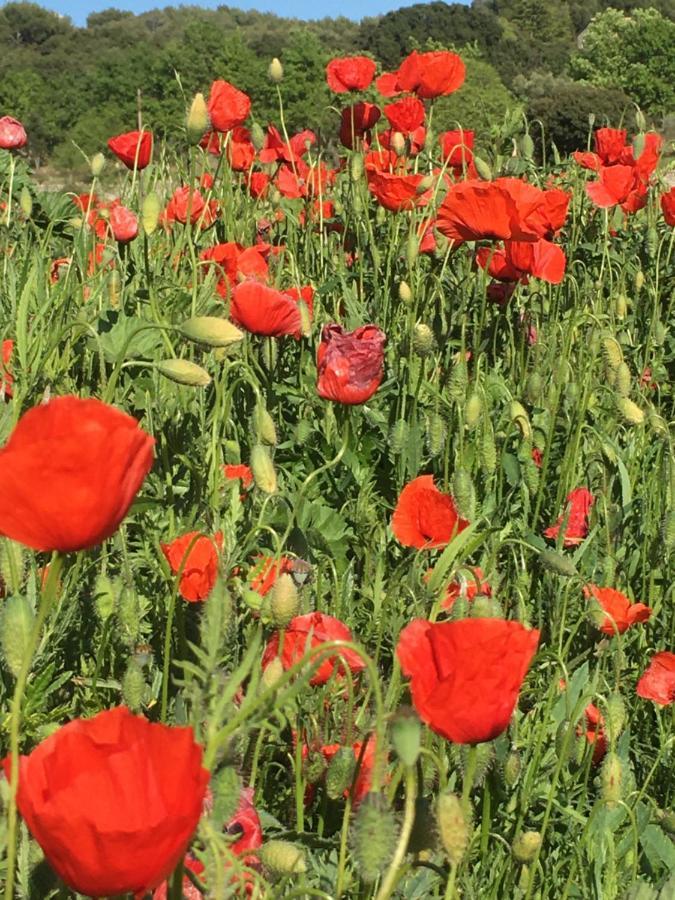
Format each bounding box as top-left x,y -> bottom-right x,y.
7,0 -> 469,25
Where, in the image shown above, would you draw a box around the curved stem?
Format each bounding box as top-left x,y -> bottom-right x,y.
374,765 -> 417,900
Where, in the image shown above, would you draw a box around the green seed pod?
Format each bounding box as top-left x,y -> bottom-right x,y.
464,392 -> 482,430
512,831 -> 542,864
480,420 -> 497,475
350,153 -> 364,182
250,444 -> 277,494
351,793 -> 398,884
1,595 -> 34,678
426,412 -> 446,457
452,468 -> 475,521
525,372 -> 543,405
212,766 -> 242,827
398,280 -> 413,304
270,574 -> 299,627
326,746 -> 356,800
614,362 -> 631,397
406,231 -> 419,267
503,751 -> 521,787
391,707 -> 421,767
121,660 -> 146,711
180,316 -> 244,349
539,549 -> 577,578
473,155 -> 492,181
90,152 -> 106,177
600,751 -> 623,807
186,92 -> 209,145
605,693 -> 626,744
412,323 -> 435,357
260,840 -> 306,877
602,336 -> 623,369
437,791 -> 471,866
141,191 -> 161,236
471,594 -> 503,619
268,57 -> 284,83
255,403 -> 277,446
617,397 -> 645,426
157,358 -> 211,387
389,419 -> 409,455
448,359 -> 468,402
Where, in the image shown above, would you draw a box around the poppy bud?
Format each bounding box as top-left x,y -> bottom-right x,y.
503,751 -> 521,787
614,362 -> 631,397
187,92 -> 210,145
157,358 -> 211,387
605,693 -> 625,743
525,372 -> 542,404
0,539 -> 24,596
406,231 -> 418,267
211,766 -> 242,826
398,280 -> 413,304
461,742 -> 493,788
471,594 -> 502,619
121,660 -> 146,711
417,174 -> 434,195
448,359 -> 468,401
617,397 -> 644,426
389,419 -> 408,455
180,316 -> 244,349
1,595 -> 34,678
646,227 -> 657,259
94,573 -> 120,621
602,336 -> 623,369
509,401 -> 531,440
648,409 -> 667,437
250,444 -> 277,494
614,294 -> 628,318
295,418 -> 312,444
600,751 -> 623,807
270,574 -> 299,628
653,320 -> 666,346
268,57 -> 284,83
350,153 -> 364,182
539,550 -> 577,578
425,412 -> 446,457
117,584 -> 140,642
351,793 -> 398,883
520,133 -> 534,159
298,300 -> 312,338
255,403 -> 277,446
142,191 -> 161,236
260,654 -> 284,690
90,152 -> 106,177
326,746 -> 356,799
437,791 -> 471,866
632,132 -> 645,160
523,461 -> 539,496
19,186 -> 32,218
260,840 -> 306,877
481,421 -> 497,474
452,468 -> 475,521
108,269 -> 121,308
512,831 -> 542,864
391,131 -> 406,156
391,707 -> 421,767
473,155 -> 492,181
464,392 -> 482,430
412,323 -> 435,357
634,108 -> 647,132
634,270 -> 644,292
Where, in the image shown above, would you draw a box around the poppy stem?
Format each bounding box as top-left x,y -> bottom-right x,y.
373,764 -> 417,900
4,551 -> 65,900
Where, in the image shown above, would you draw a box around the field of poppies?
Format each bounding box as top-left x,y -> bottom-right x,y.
0,47 -> 673,900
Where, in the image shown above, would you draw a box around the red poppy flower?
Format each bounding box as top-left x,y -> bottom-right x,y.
326,56 -> 376,93
396,50 -> 465,99
595,127 -> 629,165
316,324 -> 385,405
476,239 -> 566,285
223,464 -> 254,489
109,205 -> 138,243
227,126 -> 256,172
230,282 -> 307,339
367,170 -> 431,212
586,165 -> 647,213
207,79 -> 251,133
275,161 -> 308,199
161,531 -> 224,602
200,131 -> 222,155
530,187 -> 571,238
661,187 -> 675,226
397,617 -> 539,744
577,703 -> 607,764
0,116 -> 27,150
1,706 -> 209,899
436,566 -> 491,610
583,584 -> 652,636
376,71 -> 401,97
163,187 -> 218,227
246,171 -> 270,200
544,487 -> 594,547
392,475 -> 468,550
439,129 -> 474,174
384,97 -> 425,136
379,125 -> 427,157
339,102 -> 381,149
636,652 -> 675,705
1,339 -> 13,398
261,611 -> 365,686
250,555 -> 293,596
258,126 -> 315,165
200,242 -> 269,297
633,132 -> 663,182
437,178 -> 555,243
0,396 -> 153,553
107,130 -> 152,170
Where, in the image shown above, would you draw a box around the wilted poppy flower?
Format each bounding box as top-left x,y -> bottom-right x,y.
2,706 -> 209,898
207,79 -> 251,133
544,487 -> 594,547
223,464 -> 254,489
636,652 -> 675,705
661,187 -> 675,226
397,617 -> 539,744
1,339 -> 13,398
392,475 -> 468,549
163,186 -> 218,227
200,242 -> 269,297
384,97 -> 425,136
326,56 -> 376,93
339,102 -> 381,148
161,531 -> 224,602
476,239 -> 566,285
583,584 -> 652,636
437,566 -> 491,610
261,611 -> 365,686
396,50 -> 465,99
108,130 -> 152,170
0,116 -> 27,150
0,396 -> 154,552
577,703 -> 607,764
109,205 -> 138,243
317,324 -> 386,405
250,555 -> 294,596
367,170 -> 431,212
230,282 -> 308,339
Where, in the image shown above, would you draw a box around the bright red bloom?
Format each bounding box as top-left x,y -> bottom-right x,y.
207,80 -> 251,133
200,242 -> 269,297
109,205 -> 138,243
161,531 -> 224,603
595,128 -> 629,166
397,617 -> 539,744
661,187 -> 675,226
0,116 -> 27,150
583,584 -> 652,636
633,132 -> 662,181
249,556 -> 294,596
200,131 -> 222,155
163,187 -> 218,227
531,187 -> 571,238
636,652 -> 675,706
223,464 -> 254,489
1,339 -> 13,398
261,612 -> 365,686
476,239 -> 566,285
275,161 -> 308,199
577,703 -> 607,764
0,396 -> 153,552
246,171 -> 270,200
396,50 -> 465,99
544,487 -> 594,547
326,56 -> 376,93
392,475 -> 468,549
437,178 -> 556,243
339,102 -> 381,149
2,707 -> 209,899
227,126 -> 256,172
107,130 -> 152,170
317,324 -> 386,405
367,169 -> 431,212
258,126 -> 315,165
375,71 -> 401,97
438,566 -> 491,610
586,165 -> 647,213
384,97 -> 425,136
230,282 -> 307,339
439,129 -> 474,175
